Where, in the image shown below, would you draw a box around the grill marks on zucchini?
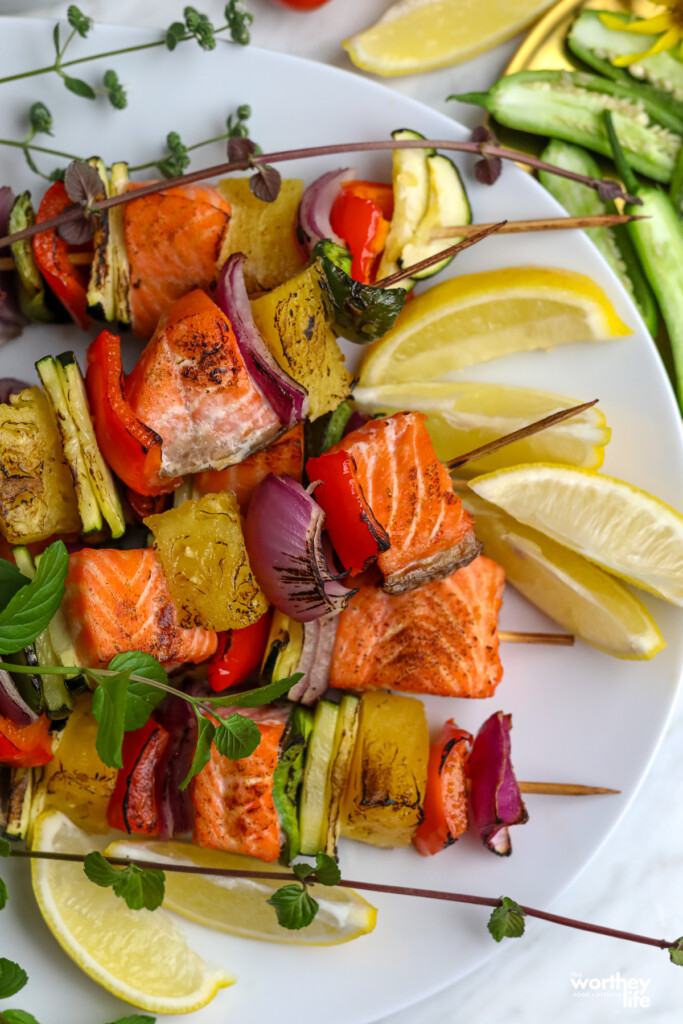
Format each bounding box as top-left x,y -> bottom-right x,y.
86,160 -> 131,326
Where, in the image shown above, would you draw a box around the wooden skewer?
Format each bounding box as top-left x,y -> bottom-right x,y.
374,220 -> 506,288
518,781 -> 619,796
0,251 -> 91,271
499,631 -> 574,645
430,213 -> 646,240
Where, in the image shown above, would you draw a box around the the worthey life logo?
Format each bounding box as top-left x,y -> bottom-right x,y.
570,971 -> 651,1008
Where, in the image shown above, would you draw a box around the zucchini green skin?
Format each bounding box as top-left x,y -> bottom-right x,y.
538,140 -> 658,336
454,70 -> 682,183
8,193 -> 54,324
625,186 -> 683,413
568,10 -> 683,125
86,157 -> 115,322
298,699 -> 339,856
273,705 -> 314,865
400,153 -> 471,280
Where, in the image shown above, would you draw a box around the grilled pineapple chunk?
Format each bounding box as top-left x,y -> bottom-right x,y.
340,692 -> 429,848
145,491 -> 268,631
250,265 -> 352,420
0,388 -> 80,544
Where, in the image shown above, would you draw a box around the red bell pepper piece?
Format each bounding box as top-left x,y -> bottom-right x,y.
208,611 -> 272,693
33,181 -> 90,329
330,181 -> 393,284
0,713 -> 53,767
414,720 -> 472,857
107,718 -> 169,835
86,330 -> 182,496
306,449 -> 389,575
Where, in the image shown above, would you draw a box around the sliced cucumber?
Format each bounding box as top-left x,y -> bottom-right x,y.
86,157 -> 115,322
400,154 -> 471,280
5,767 -> 33,841
37,355 -> 103,535
324,694 -> 360,858
273,705 -> 314,864
298,699 -> 339,856
110,161 -> 132,327
538,140 -> 658,336
8,193 -> 54,323
57,353 -> 125,538
376,129 -> 435,287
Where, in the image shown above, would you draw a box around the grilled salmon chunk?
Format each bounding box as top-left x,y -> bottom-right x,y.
331,555 -> 505,699
326,412 -> 481,593
126,289 -> 282,478
62,548 -> 217,668
191,706 -> 288,862
124,184 -> 230,339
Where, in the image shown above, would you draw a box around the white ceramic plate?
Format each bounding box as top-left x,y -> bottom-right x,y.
1,16 -> 682,1024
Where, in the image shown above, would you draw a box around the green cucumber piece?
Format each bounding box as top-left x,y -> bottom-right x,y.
454,70 -> 682,183
568,10 -> 683,120
8,193 -> 54,323
399,153 -> 471,280
298,699 -> 339,856
57,352 -> 125,538
110,161 -> 132,328
86,157 -> 115,322
377,129 -> 435,287
273,705 -> 314,864
538,140 -> 658,336
324,694 -> 360,858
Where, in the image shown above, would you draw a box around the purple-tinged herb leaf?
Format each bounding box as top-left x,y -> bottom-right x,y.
596,179 -> 629,203
57,206 -> 95,244
250,164 -> 281,203
227,135 -> 256,164
471,125 -> 502,187
64,160 -> 103,207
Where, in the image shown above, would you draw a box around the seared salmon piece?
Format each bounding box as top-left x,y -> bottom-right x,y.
124,184 -> 230,339
126,290 -> 282,478
191,706 -> 288,862
331,555 -> 505,699
195,423 -> 304,513
63,548 -> 217,668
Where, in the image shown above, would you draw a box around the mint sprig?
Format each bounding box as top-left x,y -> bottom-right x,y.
488,897 -> 526,942
0,960 -> 27,1000
83,852 -> 165,912
0,541 -> 68,654
268,852 -> 341,930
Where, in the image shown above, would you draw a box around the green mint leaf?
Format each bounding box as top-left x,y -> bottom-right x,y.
225,0 -> 253,45
488,897 -> 526,942
67,5 -> 91,37
92,652 -> 166,732
314,852 -> 341,886
63,76 -> 96,100
103,1016 -> 156,1024
180,711 -> 215,790
0,562 -> 28,613
210,672 -> 303,709
0,836 -> 11,857
91,671 -> 130,769
292,862 -> 312,883
53,22 -> 60,55
214,713 -> 261,761
0,541 -> 68,655
2,1011 -> 41,1024
267,884 -> 319,931
83,851 -> 120,888
0,959 -> 28,999
669,937 -> 683,965
112,864 -> 165,912
28,102 -> 52,136
0,877 -> 8,910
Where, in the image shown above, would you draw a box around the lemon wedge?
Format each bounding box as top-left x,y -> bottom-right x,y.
343,0 -> 556,76
358,267 -> 632,387
353,381 -> 611,474
469,464 -> 683,607
463,491 -> 665,659
106,838 -> 377,946
31,810 -> 233,1014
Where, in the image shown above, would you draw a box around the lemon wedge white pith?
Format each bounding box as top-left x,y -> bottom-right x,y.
31,810 -> 233,1015
106,838 -> 377,946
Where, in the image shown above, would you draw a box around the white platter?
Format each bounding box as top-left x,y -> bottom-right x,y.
0,15 -> 682,1024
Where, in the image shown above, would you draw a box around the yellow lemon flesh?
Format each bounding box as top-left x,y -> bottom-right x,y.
353,381 -> 611,474
106,838 -> 377,946
31,810 -> 233,1015
358,266 -> 632,387
463,491 -> 665,659
469,464 -> 683,607
344,0 -> 556,76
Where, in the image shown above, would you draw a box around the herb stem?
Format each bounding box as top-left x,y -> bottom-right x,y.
0,138 -> 81,161
128,131 -> 234,173
8,848 -> 674,952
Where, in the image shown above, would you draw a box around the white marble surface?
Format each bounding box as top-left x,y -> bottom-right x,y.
10,1 -> 683,1020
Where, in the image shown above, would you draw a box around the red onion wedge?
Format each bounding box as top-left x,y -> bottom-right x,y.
287,615 -> 339,705
0,663 -> 39,726
245,473 -> 355,623
296,167 -> 356,255
155,692 -> 197,839
467,711 -> 528,856
0,187 -> 26,345
216,253 -> 308,427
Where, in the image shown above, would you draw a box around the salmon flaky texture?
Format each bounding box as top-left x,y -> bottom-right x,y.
327,412 -> 481,594
126,289 -> 282,478
191,707 -> 287,862
124,183 -> 231,340
331,555 -> 506,699
62,548 -> 217,669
